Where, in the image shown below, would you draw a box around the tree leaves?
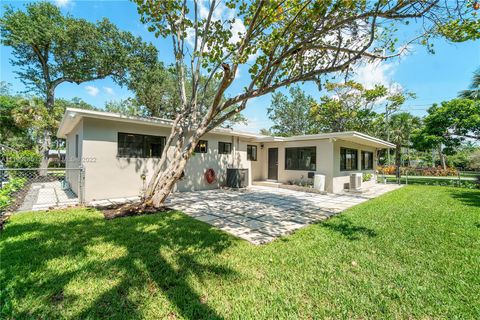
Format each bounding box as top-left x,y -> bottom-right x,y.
1,2 -> 157,104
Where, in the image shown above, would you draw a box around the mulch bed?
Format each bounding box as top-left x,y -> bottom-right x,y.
101,202 -> 171,220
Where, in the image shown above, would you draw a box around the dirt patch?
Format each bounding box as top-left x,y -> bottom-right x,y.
101,202 -> 171,219
0,213 -> 11,231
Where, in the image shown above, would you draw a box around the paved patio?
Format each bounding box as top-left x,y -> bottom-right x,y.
17,181 -> 79,212
164,184 -> 402,244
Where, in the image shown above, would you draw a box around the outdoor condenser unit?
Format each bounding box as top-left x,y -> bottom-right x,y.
349,173 -> 362,191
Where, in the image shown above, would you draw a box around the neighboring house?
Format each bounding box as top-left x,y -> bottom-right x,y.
48,149 -> 66,163
57,108 -> 394,202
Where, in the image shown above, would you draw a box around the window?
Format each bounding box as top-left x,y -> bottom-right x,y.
218,142 -> 232,154
247,145 -> 257,161
194,140 -> 208,153
117,132 -> 166,158
75,134 -> 79,158
285,147 -> 316,170
340,148 -> 358,171
362,151 -> 374,170
144,135 -> 165,157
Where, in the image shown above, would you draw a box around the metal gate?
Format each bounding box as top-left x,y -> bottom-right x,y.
0,167 -> 84,213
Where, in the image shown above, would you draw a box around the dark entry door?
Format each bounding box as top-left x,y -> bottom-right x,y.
268,148 -> 278,180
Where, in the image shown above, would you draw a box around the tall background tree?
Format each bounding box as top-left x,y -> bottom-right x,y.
0,2 -> 157,168
267,86 -> 316,136
132,0 -> 478,207
310,81 -> 413,136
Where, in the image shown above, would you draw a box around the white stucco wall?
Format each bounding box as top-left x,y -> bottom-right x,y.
65,119 -> 83,196
259,139 -> 335,191
331,140 -> 378,193
65,117 -> 385,200
256,138 -> 379,193
77,118 -> 256,201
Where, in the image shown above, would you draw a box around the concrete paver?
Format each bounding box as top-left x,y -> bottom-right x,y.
165,184 -> 402,244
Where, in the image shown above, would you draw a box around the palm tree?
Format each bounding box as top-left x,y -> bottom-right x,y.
389,113 -> 422,179
459,68 -> 480,100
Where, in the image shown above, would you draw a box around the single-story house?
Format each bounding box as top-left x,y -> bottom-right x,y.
57,108 -> 395,202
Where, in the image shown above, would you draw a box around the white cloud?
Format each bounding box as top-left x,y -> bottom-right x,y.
103,87 -> 115,95
353,61 -> 399,89
54,0 -> 71,8
186,1 -> 248,52
85,85 -> 99,97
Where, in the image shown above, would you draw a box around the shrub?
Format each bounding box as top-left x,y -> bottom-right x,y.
363,173 -> 372,182
468,150 -> 480,171
4,150 -> 41,168
377,165 -> 458,177
0,177 -> 26,212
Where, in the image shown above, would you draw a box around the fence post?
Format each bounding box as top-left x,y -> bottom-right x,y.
405,169 -> 408,185
457,169 -> 461,188
79,165 -> 85,205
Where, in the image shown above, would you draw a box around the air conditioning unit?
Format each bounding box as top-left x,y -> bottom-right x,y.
350,173 -> 362,191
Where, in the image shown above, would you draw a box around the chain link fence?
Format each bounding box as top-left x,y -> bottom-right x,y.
0,167 -> 84,215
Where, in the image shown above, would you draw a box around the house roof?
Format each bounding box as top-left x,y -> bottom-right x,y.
57,108 -> 394,148
255,132 -> 395,148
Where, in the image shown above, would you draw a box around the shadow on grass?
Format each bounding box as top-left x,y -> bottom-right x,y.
447,189 -> 480,208
319,215 -> 377,241
1,209 -> 236,319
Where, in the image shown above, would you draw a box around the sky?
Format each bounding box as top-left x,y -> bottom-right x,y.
1,0 -> 479,134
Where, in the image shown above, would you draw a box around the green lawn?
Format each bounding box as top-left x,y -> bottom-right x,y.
1,186 -> 479,319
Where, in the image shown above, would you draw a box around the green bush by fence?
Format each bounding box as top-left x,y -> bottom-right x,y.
4,150 -> 41,168
377,165 -> 459,177
0,177 -> 27,212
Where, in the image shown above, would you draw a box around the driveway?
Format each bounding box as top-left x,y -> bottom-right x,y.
165,184 -> 402,245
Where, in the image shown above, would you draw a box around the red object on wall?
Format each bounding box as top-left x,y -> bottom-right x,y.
205,168 -> 216,184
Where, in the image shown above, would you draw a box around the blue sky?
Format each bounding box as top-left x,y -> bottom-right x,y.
1,0 -> 479,133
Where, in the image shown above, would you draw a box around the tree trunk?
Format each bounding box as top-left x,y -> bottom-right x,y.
39,129 -> 51,171
149,152 -> 191,207
39,91 -> 55,173
395,144 -> 401,180
438,145 -> 446,170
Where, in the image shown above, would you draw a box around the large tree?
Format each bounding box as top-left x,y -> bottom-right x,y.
125,61 -> 247,127
412,98 -> 480,169
267,86 -> 316,136
0,2 -> 157,168
310,81 -> 412,135
133,0 -> 477,207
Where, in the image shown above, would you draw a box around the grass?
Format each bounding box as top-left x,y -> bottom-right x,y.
1,186 -> 479,319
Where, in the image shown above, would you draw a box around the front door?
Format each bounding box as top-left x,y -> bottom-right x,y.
268,148 -> 278,180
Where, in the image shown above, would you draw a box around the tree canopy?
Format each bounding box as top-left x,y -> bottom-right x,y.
1,1 -> 156,167
1,2 -> 157,106
309,81 -> 413,135
413,99 -> 480,152
267,86 -> 316,136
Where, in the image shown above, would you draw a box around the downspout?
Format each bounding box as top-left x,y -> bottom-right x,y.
231,135 -> 235,168
236,136 -> 240,168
